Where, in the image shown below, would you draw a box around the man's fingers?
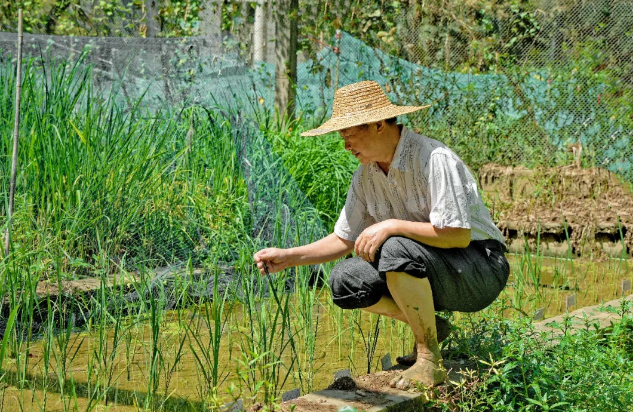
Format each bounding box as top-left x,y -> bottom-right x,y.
368,243 -> 376,262
257,261 -> 266,276
368,235 -> 384,261
356,238 -> 367,260
258,259 -> 283,275
364,242 -> 373,261
357,236 -> 370,261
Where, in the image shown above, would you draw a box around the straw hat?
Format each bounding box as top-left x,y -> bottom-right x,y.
301,80 -> 430,137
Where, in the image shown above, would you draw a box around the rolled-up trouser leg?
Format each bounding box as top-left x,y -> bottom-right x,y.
328,257 -> 389,310
329,236 -> 510,313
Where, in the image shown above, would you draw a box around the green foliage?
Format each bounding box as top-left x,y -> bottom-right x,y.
430,301 -> 633,411
0,0 -> 202,37
264,122 -> 358,232
158,0 -> 205,37
0,56 -> 250,270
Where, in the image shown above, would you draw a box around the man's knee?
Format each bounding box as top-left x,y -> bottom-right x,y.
381,236 -> 428,260
381,236 -> 407,260
329,258 -> 385,310
378,236 -> 430,278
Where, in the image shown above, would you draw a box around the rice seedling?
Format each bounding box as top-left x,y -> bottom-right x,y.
88,279 -> 129,408
0,49 -> 630,412
233,262 -> 296,409
184,269 -> 231,409
352,311 -> 381,374
286,264 -> 332,395
50,300 -> 83,412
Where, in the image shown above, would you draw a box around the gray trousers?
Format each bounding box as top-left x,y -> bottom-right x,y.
329,236 -> 510,313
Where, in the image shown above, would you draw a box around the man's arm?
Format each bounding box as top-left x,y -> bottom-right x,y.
254,233 -> 354,275
390,220 -> 470,248
353,219 -> 470,262
287,233 -> 355,265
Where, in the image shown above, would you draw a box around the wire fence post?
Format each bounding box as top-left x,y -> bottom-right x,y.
4,9 -> 24,260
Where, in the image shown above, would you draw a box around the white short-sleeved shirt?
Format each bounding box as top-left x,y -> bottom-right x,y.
334,126 -> 505,244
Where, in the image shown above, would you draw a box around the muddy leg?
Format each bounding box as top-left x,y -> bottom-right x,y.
385,272 -> 446,390
396,315 -> 452,366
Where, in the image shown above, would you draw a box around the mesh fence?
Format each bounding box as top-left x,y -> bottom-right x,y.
0,0 -> 632,270
2,2 -> 631,170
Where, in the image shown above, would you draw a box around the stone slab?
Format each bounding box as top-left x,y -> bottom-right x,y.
281,383 -> 428,412
280,360 -> 468,412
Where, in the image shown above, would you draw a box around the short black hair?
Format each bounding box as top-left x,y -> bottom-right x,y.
357,117 -> 398,130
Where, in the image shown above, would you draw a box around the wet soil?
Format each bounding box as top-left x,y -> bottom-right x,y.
326,376 -> 357,390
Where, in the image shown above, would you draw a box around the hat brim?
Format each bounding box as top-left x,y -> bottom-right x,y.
300,104 -> 430,137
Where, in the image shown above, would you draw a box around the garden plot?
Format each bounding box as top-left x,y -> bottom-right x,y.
479,164 -> 633,258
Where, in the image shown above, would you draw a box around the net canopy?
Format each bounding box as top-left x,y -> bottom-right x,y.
0,0 -> 631,273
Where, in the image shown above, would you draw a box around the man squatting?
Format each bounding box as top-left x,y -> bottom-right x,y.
254,80 -> 510,390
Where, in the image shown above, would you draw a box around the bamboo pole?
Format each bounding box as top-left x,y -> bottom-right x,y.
4,9 -> 24,259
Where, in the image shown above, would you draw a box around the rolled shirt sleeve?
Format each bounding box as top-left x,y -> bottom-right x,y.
428,152 -> 472,230
334,169 -> 375,241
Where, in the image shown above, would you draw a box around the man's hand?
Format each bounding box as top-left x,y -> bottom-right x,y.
355,220 -> 396,262
253,248 -> 291,275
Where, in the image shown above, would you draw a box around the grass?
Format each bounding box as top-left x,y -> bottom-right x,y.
0,57 -> 630,411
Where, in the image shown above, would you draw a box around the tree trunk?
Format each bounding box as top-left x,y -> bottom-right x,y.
199,0 -> 222,37
274,0 -> 298,118
145,0 -> 160,37
253,0 -> 266,63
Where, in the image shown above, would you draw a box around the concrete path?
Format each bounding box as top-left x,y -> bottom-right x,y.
533,294 -> 633,337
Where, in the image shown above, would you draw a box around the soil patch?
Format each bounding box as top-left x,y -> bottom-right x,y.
479,164 -> 633,258
326,376 -> 357,391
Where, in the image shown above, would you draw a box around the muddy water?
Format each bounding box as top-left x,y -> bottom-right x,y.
2,256 -> 630,411
503,254 -> 631,317
2,297 -> 414,411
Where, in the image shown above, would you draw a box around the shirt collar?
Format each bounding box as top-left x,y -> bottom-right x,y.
368,126 -> 411,175
389,126 -> 410,172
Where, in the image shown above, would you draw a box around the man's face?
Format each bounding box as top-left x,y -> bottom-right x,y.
338,122 -> 382,165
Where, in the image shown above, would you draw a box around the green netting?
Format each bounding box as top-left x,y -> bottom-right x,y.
0,4 -> 632,271
2,28 -> 629,180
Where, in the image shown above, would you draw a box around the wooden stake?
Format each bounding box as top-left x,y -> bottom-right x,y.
565,294 -> 576,311
274,0 -> 298,119
4,9 -> 24,259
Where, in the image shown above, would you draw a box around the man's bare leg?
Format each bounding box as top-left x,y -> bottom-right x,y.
396,316 -> 452,366
385,271 -> 446,389
364,297 -> 452,360
364,295 -> 408,323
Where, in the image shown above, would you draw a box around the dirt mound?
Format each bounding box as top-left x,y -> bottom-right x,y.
326,376 -> 357,391
479,164 -> 633,258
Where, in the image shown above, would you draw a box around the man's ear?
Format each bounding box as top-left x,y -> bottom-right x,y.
375,120 -> 385,132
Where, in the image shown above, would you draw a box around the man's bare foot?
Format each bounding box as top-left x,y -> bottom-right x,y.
389,358 -> 447,390
396,316 -> 452,366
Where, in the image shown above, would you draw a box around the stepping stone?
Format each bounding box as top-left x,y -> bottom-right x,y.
280,360 -> 469,412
